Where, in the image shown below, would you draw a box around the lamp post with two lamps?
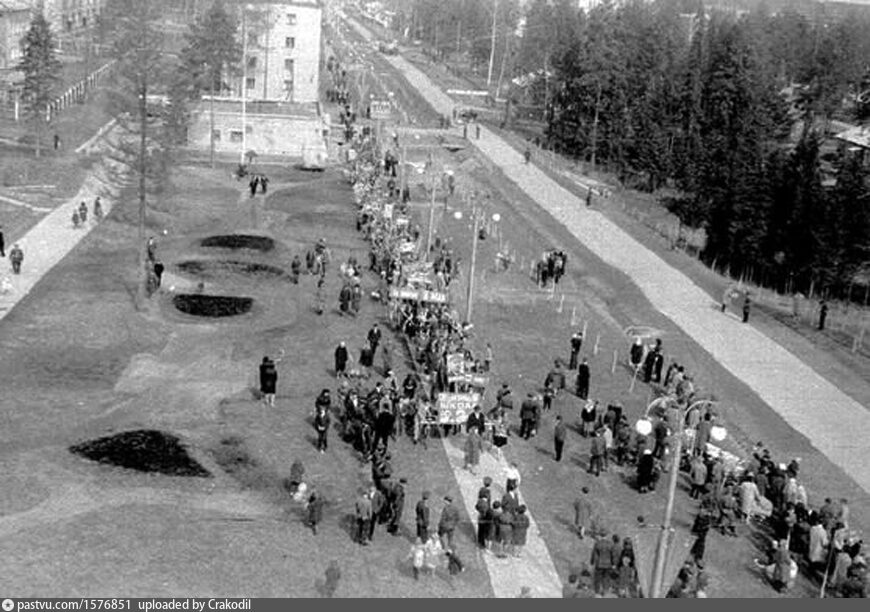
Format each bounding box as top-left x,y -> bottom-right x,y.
635,397 -> 727,597
453,207 -> 501,324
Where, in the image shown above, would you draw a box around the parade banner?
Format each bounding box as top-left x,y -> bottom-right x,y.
447,373 -> 489,388
437,393 -> 481,424
388,287 -> 448,304
446,352 -> 466,376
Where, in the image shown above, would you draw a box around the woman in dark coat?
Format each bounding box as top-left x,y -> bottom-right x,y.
637,449 -> 655,493
259,357 -> 278,406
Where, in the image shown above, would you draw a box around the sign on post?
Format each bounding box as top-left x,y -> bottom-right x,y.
370,98 -> 392,120
437,393 -> 481,424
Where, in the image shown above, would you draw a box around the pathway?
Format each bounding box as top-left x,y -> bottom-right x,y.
347,18 -> 870,497
0,143 -> 120,320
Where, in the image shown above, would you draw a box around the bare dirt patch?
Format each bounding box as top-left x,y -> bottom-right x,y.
69,430 -> 210,477
200,235 -> 275,252
175,260 -> 287,281
173,294 -> 254,318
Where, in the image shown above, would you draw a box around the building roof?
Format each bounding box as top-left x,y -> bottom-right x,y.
234,0 -> 321,8
834,124 -> 870,150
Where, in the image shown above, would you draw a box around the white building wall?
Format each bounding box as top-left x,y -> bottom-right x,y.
239,0 -> 321,103
188,108 -> 327,157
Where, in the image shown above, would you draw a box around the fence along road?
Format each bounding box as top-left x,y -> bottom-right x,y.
344,18 -> 870,498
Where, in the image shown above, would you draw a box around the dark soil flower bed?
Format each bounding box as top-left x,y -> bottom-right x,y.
200,235 -> 275,252
69,430 -> 210,477
175,260 -> 286,280
173,294 -> 254,317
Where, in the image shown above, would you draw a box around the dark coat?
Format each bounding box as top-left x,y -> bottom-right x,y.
415,500 -> 430,528
334,345 -> 349,371
259,362 -> 277,394
438,504 -> 461,533
512,512 -> 530,545
466,411 -> 487,435
591,538 -> 614,569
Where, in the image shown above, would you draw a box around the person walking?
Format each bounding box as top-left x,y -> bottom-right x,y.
689,454 -> 708,499
588,429 -> 605,477
415,491 -> 431,540
721,284 -> 733,313
9,243 -> 23,274
554,415 -> 567,462
259,356 -> 278,406
334,341 -> 349,377
367,323 -> 382,357
743,295 -> 751,323
523,148 -> 531,164
408,538 -> 426,580
591,532 -> 616,596
475,124 -> 481,140
306,487 -> 325,535
464,427 -> 482,474
93,197 -> 103,221
569,331 -> 583,370
355,487 -> 373,545
573,487 -> 593,539
314,405 -> 331,453
512,506 -> 530,558
386,477 -> 406,536
475,491 -> 491,549
818,300 -> 828,331
576,358 -> 590,399
519,393 -> 538,440
438,496 -> 461,551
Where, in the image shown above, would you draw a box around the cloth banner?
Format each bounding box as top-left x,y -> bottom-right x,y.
437,393 -> 480,424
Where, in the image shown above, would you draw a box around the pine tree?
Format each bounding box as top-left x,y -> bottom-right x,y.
17,12 -> 62,159
179,0 -> 241,167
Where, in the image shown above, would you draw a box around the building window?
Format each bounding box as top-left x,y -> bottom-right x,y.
245,77 -> 256,89
284,59 -> 294,72
284,80 -> 294,99
245,125 -> 253,135
285,37 -> 295,49
248,34 -> 258,46
229,131 -> 243,143
247,56 -> 257,69
287,13 -> 297,25
212,130 -> 221,142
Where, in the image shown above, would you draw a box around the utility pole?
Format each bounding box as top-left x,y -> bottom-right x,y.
425,160 -> 438,261
487,0 -> 498,88
466,207 -> 480,324
649,411 -> 685,598
240,6 -> 248,166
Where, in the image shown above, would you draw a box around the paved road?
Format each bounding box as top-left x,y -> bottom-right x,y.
345,19 -> 870,499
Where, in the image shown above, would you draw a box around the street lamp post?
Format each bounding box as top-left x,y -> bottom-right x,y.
641,399 -> 726,597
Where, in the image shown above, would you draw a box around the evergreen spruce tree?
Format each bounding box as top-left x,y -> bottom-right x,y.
17,12 -> 62,159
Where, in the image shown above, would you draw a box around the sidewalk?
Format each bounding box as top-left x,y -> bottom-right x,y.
367,29 -> 870,497
0,156 -> 119,321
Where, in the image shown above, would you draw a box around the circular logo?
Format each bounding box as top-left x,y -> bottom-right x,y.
2,599 -> 14,612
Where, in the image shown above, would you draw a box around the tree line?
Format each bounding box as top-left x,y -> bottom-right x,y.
392,0 -> 870,299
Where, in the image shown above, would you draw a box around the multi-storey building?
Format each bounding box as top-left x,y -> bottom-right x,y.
233,0 -> 322,104
0,0 -> 31,71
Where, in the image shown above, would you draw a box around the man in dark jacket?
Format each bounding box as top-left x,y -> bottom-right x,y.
591,532 -> 616,595
576,358 -> 590,399
554,415 -> 568,462
373,403 -> 396,451
466,405 -> 487,436
415,491 -> 431,540
438,496 -> 461,550
588,430 -> 605,477
519,393 -> 538,440
569,331 -> 584,370
387,477 -> 406,535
